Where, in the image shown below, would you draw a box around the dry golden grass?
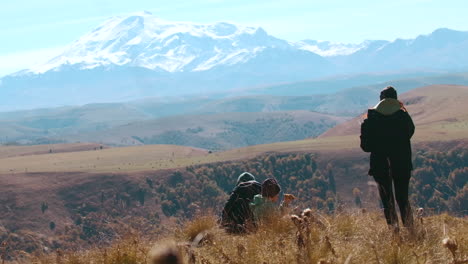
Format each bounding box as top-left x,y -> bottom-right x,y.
31,236 -> 152,264
1,133 -> 464,175
25,211 -> 467,264
0,136 -> 358,174
178,216 -> 219,242
0,144 -> 208,174
0,143 -> 103,159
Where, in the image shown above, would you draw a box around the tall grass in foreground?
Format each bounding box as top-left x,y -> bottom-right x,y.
25,211 -> 468,264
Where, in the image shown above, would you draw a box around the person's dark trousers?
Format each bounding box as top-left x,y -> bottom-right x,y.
373,169 -> 414,229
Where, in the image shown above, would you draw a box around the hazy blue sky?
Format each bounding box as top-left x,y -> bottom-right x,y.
0,0 -> 466,76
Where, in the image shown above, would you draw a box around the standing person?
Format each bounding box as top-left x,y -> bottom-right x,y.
360,86 -> 415,232
221,172 -> 261,233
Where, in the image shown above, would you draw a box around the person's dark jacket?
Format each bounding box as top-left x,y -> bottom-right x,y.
360,98 -> 415,175
221,180 -> 261,233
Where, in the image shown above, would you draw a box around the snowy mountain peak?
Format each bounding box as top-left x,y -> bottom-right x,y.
28,13 -> 288,74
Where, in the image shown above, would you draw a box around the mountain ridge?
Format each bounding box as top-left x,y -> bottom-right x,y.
2,12 -> 468,110
25,12 -> 292,74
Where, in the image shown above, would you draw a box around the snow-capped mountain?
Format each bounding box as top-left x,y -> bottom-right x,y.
28,11 -> 292,74
18,12 -> 468,78
1,12 -> 332,111
2,11 -> 468,111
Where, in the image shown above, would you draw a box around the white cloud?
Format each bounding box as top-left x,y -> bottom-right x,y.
0,46 -> 66,77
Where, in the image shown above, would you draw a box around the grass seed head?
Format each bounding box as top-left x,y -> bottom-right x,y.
416,208 -> 424,217
291,214 -> 302,227
302,208 -> 313,218
442,237 -> 458,255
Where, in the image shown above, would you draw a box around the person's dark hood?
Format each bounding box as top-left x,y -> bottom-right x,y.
236,172 -> 255,185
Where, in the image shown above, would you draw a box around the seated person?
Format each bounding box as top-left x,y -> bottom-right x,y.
220,172 -> 261,233
250,178 -> 294,222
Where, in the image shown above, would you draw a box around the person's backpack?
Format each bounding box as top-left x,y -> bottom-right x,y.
360,115 -> 375,153
221,181 -> 261,233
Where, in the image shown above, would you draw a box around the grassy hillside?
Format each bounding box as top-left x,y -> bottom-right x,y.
1,146 -> 466,262
0,105 -> 347,148
63,111 -> 346,150
0,144 -> 207,174
0,103 -> 151,145
0,143 -> 104,159
0,136 -> 366,174
321,85 -> 468,140
31,213 -> 468,264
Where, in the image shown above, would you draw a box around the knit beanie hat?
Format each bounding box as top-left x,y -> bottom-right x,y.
261,178 -> 281,198
236,172 -> 256,185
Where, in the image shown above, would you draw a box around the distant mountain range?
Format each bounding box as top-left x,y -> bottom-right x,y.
1,11 -> 468,110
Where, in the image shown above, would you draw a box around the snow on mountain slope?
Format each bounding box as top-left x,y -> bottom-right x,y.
29,11 -> 290,74
292,40 -> 377,56
0,12 -> 332,111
